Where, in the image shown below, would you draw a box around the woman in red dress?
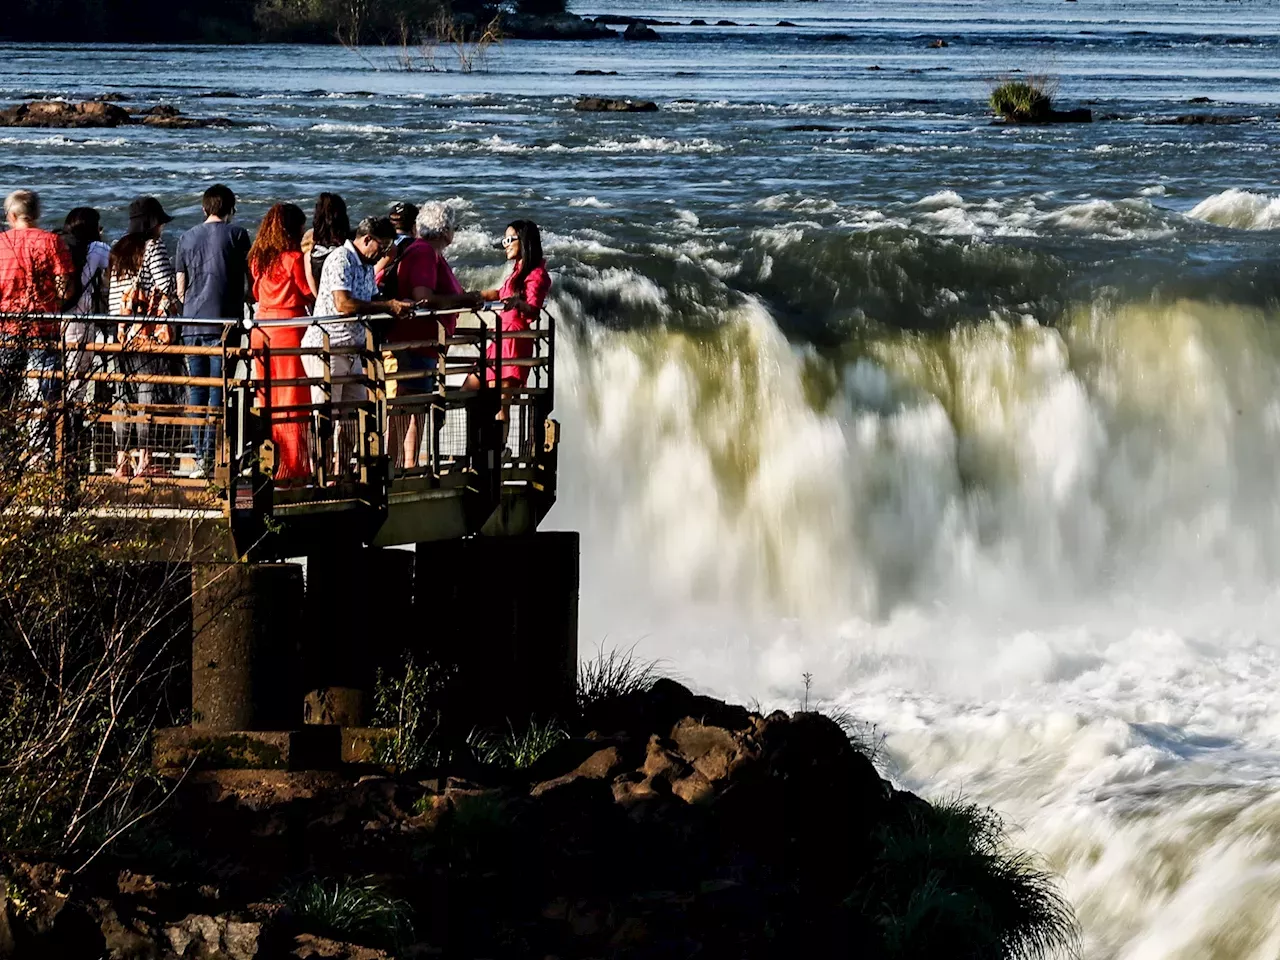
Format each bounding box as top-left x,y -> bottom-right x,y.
248,203 -> 314,481
463,219 -> 551,444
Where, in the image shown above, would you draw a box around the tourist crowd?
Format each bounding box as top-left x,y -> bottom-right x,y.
0,186 -> 551,479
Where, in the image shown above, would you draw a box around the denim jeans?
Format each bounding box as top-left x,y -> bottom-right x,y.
184,333 -> 224,468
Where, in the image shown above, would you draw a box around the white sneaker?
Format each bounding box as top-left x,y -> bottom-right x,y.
187,464 -> 207,480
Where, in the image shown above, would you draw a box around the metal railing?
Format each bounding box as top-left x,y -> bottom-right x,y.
0,302 -> 558,548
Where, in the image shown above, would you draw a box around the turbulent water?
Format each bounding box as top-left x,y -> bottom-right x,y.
7,2 -> 1280,954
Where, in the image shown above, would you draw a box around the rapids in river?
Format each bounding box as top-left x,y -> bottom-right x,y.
6,1 -> 1280,954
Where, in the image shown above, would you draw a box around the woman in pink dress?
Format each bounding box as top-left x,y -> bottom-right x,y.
463,220 -> 551,443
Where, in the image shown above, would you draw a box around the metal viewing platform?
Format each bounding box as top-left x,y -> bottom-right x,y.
0,304 -> 559,560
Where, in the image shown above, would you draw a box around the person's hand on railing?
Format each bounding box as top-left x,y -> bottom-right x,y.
385,299 -> 415,320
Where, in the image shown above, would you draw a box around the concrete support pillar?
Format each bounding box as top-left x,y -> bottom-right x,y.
414,531 -> 578,728
303,547 -> 416,697
191,562 -> 305,730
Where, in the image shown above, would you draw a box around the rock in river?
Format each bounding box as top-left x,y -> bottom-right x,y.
623,22 -> 660,41
574,97 -> 659,112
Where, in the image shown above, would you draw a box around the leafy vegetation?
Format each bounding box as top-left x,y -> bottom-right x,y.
283,876 -> 415,949
371,653 -> 456,773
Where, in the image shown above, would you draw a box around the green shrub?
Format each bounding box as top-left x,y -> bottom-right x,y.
468,718 -> 567,769
853,799 -> 1078,959
372,654 -> 456,774
989,80 -> 1053,122
283,876 -> 415,949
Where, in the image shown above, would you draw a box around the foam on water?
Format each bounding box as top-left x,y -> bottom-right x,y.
1187,189 -> 1280,231
547,262 -> 1280,958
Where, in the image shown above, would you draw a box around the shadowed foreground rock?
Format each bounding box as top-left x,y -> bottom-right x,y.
0,680 -> 1073,958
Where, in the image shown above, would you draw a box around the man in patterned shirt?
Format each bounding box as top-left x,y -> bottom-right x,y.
0,190 -> 74,400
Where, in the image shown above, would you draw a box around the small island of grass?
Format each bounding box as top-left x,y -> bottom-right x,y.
989,77 -> 1092,125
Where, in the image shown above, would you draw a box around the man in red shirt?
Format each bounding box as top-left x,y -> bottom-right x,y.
0,190 -> 74,400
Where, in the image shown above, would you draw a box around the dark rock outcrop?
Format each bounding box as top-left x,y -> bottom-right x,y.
0,99 -> 230,129
997,108 -> 1094,125
623,22 -> 660,41
500,13 -> 616,40
574,69 -> 618,76
1148,113 -> 1257,125
573,97 -> 660,113
0,682 -> 1072,960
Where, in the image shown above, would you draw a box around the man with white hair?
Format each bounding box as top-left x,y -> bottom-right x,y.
384,200 -> 482,468
0,190 -> 74,399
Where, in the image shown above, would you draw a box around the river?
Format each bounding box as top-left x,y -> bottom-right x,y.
5,2 -> 1280,955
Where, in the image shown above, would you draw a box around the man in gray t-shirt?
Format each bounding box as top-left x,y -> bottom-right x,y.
175,184 -> 250,476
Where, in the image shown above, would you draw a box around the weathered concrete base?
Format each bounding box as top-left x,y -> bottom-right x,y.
303,687 -> 366,726
154,727 -> 341,773
341,727 -> 395,765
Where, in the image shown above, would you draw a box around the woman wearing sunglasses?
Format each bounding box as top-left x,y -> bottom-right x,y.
465,219 -> 550,443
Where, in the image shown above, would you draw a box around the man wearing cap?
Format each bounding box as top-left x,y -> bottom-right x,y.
375,200 -> 418,298
175,184 -> 250,477
0,189 -> 74,400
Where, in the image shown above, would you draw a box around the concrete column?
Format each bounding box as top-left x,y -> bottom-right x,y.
414,531 -> 579,728
191,562 -> 305,730
303,547 -> 415,696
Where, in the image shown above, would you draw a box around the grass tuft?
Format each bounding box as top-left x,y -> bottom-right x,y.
283,876 -> 415,949
854,798 -> 1079,959
468,718 -> 568,769
989,77 -> 1057,122
577,645 -> 666,711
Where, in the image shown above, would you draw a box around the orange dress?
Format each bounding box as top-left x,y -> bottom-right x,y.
251,251 -> 314,481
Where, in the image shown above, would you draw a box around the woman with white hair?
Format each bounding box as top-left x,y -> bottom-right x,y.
383,201 -> 482,469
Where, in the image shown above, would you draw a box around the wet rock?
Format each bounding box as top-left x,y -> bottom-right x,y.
623,22 -> 660,41
1187,96 -> 1214,104
689,18 -> 707,25
1149,113 -> 1256,125
0,98 -> 230,129
0,99 -> 130,128
573,97 -> 659,113
574,69 -> 618,75
716,19 -> 739,26
777,20 -> 798,26
997,108 -> 1093,124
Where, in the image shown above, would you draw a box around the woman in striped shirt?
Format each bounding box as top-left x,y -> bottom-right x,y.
108,196 -> 179,478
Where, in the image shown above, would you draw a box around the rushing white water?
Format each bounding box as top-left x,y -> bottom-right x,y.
548,261 -> 1280,958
